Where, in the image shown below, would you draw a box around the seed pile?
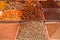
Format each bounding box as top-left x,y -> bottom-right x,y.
17,21 -> 47,40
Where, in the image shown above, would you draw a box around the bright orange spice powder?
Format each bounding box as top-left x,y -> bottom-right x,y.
0,9 -> 22,21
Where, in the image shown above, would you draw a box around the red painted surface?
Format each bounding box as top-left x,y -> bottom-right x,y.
46,22 -> 60,39
0,23 -> 19,40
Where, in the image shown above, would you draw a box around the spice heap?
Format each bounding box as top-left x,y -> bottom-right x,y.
0,1 -> 45,21
0,1 -> 22,21
0,9 -> 22,21
17,1 -> 45,20
17,21 -> 47,40
0,1 -> 7,10
5,1 -> 45,20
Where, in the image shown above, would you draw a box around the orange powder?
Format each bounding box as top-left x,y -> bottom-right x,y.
0,9 -> 22,21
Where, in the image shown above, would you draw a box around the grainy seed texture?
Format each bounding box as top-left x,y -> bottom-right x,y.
17,21 -> 47,40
